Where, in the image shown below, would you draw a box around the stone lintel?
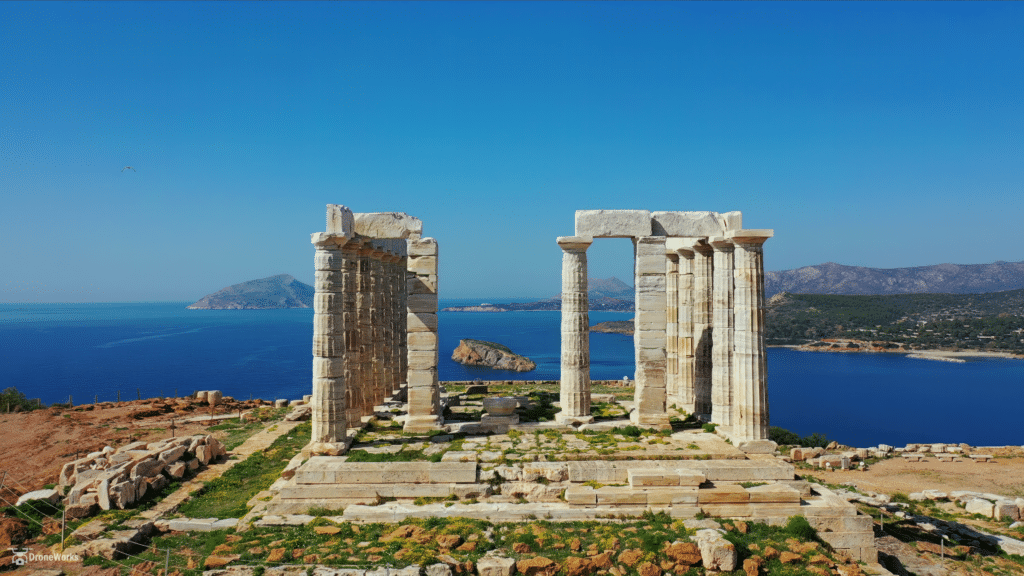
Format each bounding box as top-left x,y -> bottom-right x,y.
353,212 -> 423,239
326,204 -> 355,235
575,210 -> 652,238
652,211 -> 725,237
557,236 -> 594,251
311,232 -> 352,248
726,229 -> 774,245
665,237 -> 703,254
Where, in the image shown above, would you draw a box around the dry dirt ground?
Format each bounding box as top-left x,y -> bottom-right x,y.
823,449 -> 1024,499
0,397 -> 266,506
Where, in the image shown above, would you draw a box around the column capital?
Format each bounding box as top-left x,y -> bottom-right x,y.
665,237 -> 703,256
727,229 -> 773,246
557,236 -> 593,251
311,232 -> 352,248
708,236 -> 735,250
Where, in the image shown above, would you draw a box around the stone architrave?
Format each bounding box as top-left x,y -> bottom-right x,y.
310,206 -> 353,444
404,237 -> 443,432
729,230 -> 773,442
342,240 -> 363,426
357,241 -> 374,418
556,236 -> 595,425
632,236 -> 670,427
691,240 -> 714,416
665,252 -> 680,404
710,237 -> 735,429
675,241 -> 696,412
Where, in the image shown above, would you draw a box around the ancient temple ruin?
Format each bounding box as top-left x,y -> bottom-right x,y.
310,204 -> 442,446
557,210 -> 772,443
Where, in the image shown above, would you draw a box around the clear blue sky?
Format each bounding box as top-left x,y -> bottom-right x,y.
2,2 -> 1022,303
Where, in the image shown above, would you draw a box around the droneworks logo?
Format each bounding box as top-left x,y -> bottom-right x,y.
8,548 -> 81,565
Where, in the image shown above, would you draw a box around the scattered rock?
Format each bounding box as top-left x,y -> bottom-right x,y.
517,556 -> 558,576
694,529 -> 737,572
618,549 -> 644,567
743,556 -> 764,576
477,553 -> 516,576
563,556 -> 596,576
266,547 -> 287,562
664,542 -> 701,566
779,551 -> 801,564
204,554 -> 239,568
636,561 -> 661,576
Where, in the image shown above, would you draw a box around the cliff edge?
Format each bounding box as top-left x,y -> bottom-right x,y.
451,339 -> 537,372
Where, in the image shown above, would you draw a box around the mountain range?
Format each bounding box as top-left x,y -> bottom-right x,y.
765,260 -> 1024,297
188,260 -> 1024,310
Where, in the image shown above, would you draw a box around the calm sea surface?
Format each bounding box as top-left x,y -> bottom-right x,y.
1,302 -> 1021,448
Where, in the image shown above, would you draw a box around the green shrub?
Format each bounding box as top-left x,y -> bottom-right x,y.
784,515 -> 818,541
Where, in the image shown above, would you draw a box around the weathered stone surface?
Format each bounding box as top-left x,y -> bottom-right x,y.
353,212 -> 422,239
517,556 -> 557,576
16,488 -> 60,507
965,498 -> 995,518
694,529 -> 737,571
664,541 -> 701,566
651,211 -> 728,237
477,554 -> 516,576
575,210 -> 651,238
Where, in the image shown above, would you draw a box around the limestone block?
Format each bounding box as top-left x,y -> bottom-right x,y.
148,474 -> 169,493
158,446 -> 187,466
408,274 -> 439,294
407,293 -> 438,313
628,470 -> 680,487
790,448 -> 805,461
816,531 -> 874,550
694,529 -> 738,571
408,312 -> 438,332
110,481 -> 136,509
995,500 -> 1021,521
166,461 -> 186,480
805,514 -> 874,533
650,211 -> 726,237
354,212 -> 423,239
922,489 -> 948,501
186,459 -> 199,471
675,470 -> 707,486
965,498 -> 995,517
636,255 -> 668,275
738,440 -> 777,454
477,554 -> 516,576
565,486 -> 598,505
408,331 -> 438,350
700,503 -> 755,517
575,209 -> 651,238
745,484 -> 801,503
196,445 -> 212,465
698,485 -> 749,504
428,462 -> 478,484
408,256 -> 438,275
325,204 -> 355,235
275,399 -> 289,408
131,458 -> 164,480
97,479 -> 111,510
595,486 -> 647,505
16,488 -> 60,507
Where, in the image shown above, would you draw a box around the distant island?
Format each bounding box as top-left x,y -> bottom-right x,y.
451,339 -> 536,371
187,274 -> 313,309
443,277 -> 635,312
591,320 -> 634,335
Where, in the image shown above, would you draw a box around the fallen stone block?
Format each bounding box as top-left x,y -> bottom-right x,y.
694,528 -> 737,571
995,500 -> 1020,521
965,498 -> 995,518
16,488 -> 60,507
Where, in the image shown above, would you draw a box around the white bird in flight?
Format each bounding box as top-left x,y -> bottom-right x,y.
122,166 -> 136,172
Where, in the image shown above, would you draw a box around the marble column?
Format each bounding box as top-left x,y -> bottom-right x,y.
311,233 -> 349,443
404,237 -> 443,432
710,237 -> 735,429
556,236 -> 594,425
371,248 -> 387,408
379,252 -> 394,402
398,255 -> 409,393
388,254 -> 403,396
633,236 -> 670,427
729,230 -> 773,442
676,244 -> 696,413
692,240 -> 714,416
665,253 -> 680,406
342,240 -> 363,426
357,241 -> 374,418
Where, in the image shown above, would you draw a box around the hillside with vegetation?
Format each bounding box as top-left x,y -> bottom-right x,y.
765,289 -> 1024,353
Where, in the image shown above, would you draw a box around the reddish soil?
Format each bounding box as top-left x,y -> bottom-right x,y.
0,397 -> 266,506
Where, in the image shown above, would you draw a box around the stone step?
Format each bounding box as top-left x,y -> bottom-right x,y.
567,459 -> 793,483
293,459 -> 477,484
277,482 -> 491,501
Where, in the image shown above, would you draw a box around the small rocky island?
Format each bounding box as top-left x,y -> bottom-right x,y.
187,274 -> 313,309
451,339 -> 536,372
590,319 -> 634,335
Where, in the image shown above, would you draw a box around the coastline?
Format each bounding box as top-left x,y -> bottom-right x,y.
768,343 -> 1024,361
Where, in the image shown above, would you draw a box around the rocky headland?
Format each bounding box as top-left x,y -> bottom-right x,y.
451,339 -> 536,372
590,319 -> 634,335
187,274 -> 313,309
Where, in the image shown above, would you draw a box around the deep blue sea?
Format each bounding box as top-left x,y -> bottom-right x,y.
1,301 -> 1021,448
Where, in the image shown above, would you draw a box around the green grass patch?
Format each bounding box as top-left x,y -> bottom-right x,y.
177,421 -> 311,519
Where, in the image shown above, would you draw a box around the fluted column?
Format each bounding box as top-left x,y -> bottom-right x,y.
676,244 -> 696,413
665,253 -> 680,407
692,240 -> 714,416
633,236 -> 670,427
388,254 -> 403,396
557,236 -> 594,425
404,237 -> 443,432
379,253 -> 394,402
710,237 -> 735,429
357,241 -> 374,418
310,204 -> 353,445
398,255 -> 409,393
342,241 -> 363,426
729,230 -> 773,442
